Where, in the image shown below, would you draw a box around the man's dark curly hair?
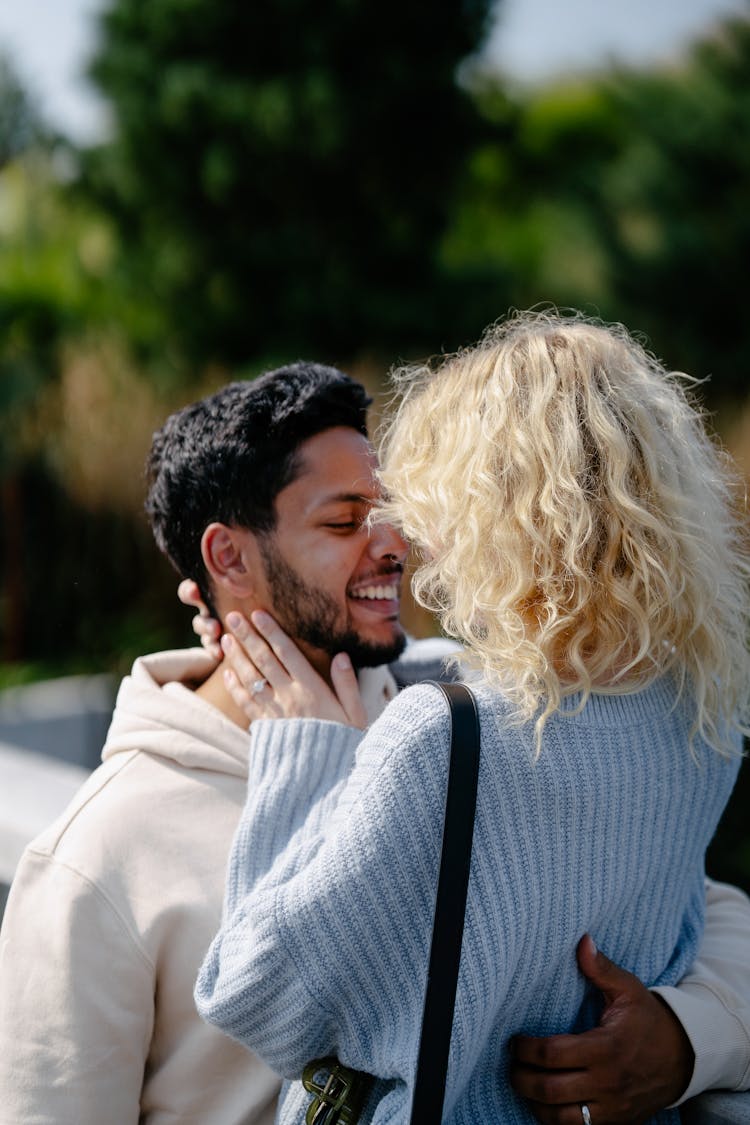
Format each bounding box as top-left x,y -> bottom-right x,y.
145,361 -> 371,610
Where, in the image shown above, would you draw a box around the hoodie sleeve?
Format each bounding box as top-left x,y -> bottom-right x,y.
653,878 -> 750,1102
0,847 -> 153,1125
195,686 -> 451,1079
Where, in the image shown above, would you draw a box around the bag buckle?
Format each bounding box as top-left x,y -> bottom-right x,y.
302,1057 -> 373,1125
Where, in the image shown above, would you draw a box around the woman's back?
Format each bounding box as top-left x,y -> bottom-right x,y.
258,677 -> 738,1124
443,679 -> 739,1123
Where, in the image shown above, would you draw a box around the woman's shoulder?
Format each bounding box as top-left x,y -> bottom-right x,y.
372,679 -> 454,736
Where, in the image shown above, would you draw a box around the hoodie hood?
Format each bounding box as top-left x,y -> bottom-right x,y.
102,649 -> 252,778
101,648 -> 400,778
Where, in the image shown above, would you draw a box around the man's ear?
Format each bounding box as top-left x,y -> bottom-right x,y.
200,523 -> 260,599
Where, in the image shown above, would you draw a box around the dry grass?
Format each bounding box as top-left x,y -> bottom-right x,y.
49,343 -> 232,514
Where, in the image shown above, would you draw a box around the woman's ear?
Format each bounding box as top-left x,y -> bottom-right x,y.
200,523 -> 260,599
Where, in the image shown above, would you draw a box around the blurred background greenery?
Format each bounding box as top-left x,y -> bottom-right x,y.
0,0 -> 748,889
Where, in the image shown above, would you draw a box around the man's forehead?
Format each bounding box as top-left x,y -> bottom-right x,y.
315,489 -> 378,508
278,427 -> 381,515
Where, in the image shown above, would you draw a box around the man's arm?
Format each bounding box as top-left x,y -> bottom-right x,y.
0,847 -> 153,1124
653,879 -> 750,1102
510,882 -> 750,1125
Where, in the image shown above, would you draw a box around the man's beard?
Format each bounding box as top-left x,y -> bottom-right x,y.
258,536 -> 406,669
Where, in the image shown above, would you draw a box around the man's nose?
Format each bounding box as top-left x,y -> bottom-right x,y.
368,521 -> 408,563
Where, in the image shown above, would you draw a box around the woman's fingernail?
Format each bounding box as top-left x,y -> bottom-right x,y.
221,634 -> 233,653
251,610 -> 271,630
222,668 -> 233,685
334,652 -> 352,672
226,612 -> 241,630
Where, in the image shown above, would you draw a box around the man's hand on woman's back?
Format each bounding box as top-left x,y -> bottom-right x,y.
510,935 -> 694,1125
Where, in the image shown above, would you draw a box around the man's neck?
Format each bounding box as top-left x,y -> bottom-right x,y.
195,665 -> 251,730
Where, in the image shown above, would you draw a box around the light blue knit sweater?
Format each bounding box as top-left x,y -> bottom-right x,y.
195,679 -> 739,1124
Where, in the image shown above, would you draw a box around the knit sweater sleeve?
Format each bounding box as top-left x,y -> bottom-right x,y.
221,717 -> 364,923
195,684 -> 450,1080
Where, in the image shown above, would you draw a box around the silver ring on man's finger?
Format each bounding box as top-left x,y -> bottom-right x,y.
251,678 -> 268,696
581,1105 -> 592,1125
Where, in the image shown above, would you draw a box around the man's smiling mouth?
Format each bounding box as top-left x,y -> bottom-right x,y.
349,584 -> 399,601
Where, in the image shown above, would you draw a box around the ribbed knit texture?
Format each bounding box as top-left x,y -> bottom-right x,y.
195,679 -> 740,1125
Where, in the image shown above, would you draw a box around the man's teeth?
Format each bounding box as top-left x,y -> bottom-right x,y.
350,584 -> 398,600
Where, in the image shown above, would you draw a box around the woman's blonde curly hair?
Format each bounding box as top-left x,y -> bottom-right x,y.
376,309 -> 750,755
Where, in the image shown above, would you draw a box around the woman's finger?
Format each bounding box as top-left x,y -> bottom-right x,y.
189,614 -> 222,661
204,639 -> 224,662
249,610 -> 322,683
223,620 -> 290,693
178,578 -> 207,613
222,665 -> 255,718
180,579 -> 222,659
330,653 -> 367,729
223,666 -> 283,722
221,632 -> 272,692
225,609 -> 358,725
192,615 -> 221,641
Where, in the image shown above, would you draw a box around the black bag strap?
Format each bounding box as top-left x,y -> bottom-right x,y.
410,681 -> 481,1124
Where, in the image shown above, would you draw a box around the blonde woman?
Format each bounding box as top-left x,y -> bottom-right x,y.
195,312 -> 746,1124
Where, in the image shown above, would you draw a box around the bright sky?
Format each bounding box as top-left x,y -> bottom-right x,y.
0,0 -> 107,141
486,0 -> 749,80
0,0 -> 747,142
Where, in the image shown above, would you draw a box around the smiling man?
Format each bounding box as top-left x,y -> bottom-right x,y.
0,363 -> 454,1125
208,424 -> 407,674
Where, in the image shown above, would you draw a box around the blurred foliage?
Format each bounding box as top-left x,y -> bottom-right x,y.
0,459 -> 190,681
81,0 -> 494,368
0,142 -> 167,661
0,55 -> 47,167
569,15 -> 750,397
451,12 -> 750,399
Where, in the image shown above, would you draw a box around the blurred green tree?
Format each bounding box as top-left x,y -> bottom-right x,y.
591,15 -> 750,397
440,75 -> 623,317
84,0 -> 493,369
0,58 -> 61,660
0,54 -> 45,165
449,10 -> 750,399
0,55 -> 164,661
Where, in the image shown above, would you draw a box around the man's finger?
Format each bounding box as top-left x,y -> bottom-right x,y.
510,1063 -> 589,1106
524,1100 -> 600,1125
512,1030 -> 606,1071
576,935 -> 642,1005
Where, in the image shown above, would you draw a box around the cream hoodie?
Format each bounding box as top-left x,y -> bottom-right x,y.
0,648 -> 397,1125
